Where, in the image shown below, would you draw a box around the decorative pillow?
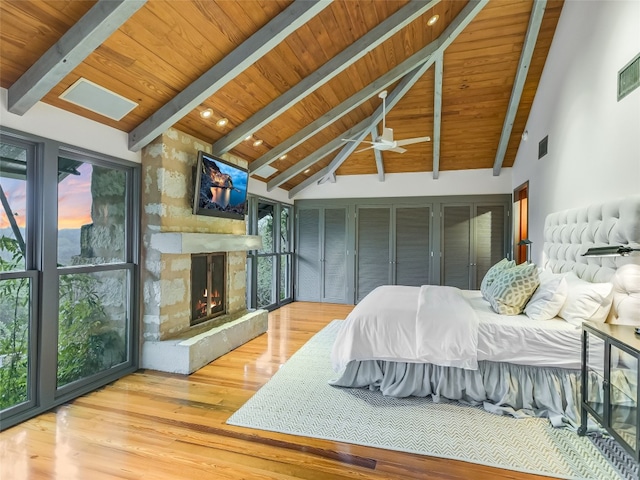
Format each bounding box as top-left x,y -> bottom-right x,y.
558,272 -> 614,326
480,258 -> 515,300
487,263 -> 540,315
524,271 -> 568,321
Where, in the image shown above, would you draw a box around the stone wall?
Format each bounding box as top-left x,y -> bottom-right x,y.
141,128 -> 249,342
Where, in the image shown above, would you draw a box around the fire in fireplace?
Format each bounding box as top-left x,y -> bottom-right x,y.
191,253 -> 226,325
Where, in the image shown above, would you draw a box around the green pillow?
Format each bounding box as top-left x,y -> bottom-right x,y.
480,258 -> 515,299
487,263 -> 540,315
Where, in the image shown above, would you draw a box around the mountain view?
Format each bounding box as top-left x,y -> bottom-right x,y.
0,228 -> 81,266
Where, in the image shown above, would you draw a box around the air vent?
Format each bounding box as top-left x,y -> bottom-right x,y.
59,78 -> 138,121
538,135 -> 548,159
618,53 -> 640,101
252,164 -> 278,178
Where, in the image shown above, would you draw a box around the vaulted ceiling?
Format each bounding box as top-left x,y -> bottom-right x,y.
0,0 -> 564,197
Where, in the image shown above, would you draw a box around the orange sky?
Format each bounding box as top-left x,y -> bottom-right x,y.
1,163 -> 93,231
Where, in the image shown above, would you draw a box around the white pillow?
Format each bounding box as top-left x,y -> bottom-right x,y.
558,272 -> 614,326
524,271 -> 568,321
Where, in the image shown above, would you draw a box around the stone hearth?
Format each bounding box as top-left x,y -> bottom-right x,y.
140,128 -> 267,374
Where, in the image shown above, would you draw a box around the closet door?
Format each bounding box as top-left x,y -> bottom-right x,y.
395,206 -> 432,286
296,208 -> 321,301
322,208 -> 348,303
474,204 -> 507,287
356,207 -> 391,302
441,204 -> 472,289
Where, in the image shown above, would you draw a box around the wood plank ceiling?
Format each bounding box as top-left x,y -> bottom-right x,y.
0,0 -> 564,197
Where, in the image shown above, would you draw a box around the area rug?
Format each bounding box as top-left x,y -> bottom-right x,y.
227,320 -> 622,480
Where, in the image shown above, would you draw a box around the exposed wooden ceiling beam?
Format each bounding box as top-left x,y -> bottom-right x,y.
432,52 -> 443,179
493,0 -> 547,176
7,0 -> 146,115
127,0 -> 330,151
287,167 -> 330,199
266,121 -> 369,191
319,128 -> 373,183
213,0 -> 441,156
319,63 -> 432,182
312,0 -> 489,187
249,36 -> 441,174
278,0 -> 489,198
372,126 -> 385,182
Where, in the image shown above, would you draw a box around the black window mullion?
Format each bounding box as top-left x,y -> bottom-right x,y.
38,139 -> 59,408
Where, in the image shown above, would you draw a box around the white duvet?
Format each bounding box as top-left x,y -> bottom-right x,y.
331,285 -> 479,371
331,285 -> 586,373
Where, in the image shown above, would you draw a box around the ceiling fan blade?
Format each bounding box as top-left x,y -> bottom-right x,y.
342,139 -> 376,145
395,136 -> 431,147
388,147 -> 407,154
354,146 -> 375,154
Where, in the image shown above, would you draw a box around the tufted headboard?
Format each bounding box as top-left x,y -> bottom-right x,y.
543,194 -> 640,324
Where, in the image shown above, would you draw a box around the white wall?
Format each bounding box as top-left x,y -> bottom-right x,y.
293,168 -> 513,200
248,177 -> 291,204
0,87 -> 140,163
512,0 -> 640,263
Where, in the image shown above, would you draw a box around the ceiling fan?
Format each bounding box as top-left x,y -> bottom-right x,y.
343,90 -> 431,154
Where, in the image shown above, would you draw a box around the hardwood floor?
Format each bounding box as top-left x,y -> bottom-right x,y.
0,302 -> 556,480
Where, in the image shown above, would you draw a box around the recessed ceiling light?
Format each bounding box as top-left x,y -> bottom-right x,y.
253,139 -> 263,147
200,108 -> 213,119
304,168 -> 311,174
245,135 -> 253,142
216,117 -> 228,127
279,154 -> 287,160
427,14 -> 439,26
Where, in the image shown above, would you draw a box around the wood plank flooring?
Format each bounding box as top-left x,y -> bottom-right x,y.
0,302 -> 556,479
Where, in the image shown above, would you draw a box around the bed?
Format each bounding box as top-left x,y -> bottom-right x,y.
329,195 -> 640,426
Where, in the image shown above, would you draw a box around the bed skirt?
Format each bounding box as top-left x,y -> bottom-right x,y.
329,360 -> 585,427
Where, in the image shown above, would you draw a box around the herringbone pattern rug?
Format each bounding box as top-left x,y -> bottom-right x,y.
227,320 -> 621,480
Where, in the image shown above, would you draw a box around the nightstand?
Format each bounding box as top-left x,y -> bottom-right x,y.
579,322 -> 640,462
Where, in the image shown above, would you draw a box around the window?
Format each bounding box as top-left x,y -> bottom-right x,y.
246,196 -> 293,310
0,139 -> 36,414
0,129 -> 140,430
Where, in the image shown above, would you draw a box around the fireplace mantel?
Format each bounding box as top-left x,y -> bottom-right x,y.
149,232 -> 262,254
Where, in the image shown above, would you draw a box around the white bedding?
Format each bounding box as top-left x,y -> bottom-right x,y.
331,285 -> 585,373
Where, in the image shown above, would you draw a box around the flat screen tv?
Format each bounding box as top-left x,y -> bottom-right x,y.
192,151 -> 248,220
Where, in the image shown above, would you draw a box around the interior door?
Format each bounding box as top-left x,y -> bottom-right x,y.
356,206 -> 391,302
395,205 -> 432,286
441,204 -> 472,289
296,208 -> 321,301
474,204 -> 507,287
322,207 -> 348,303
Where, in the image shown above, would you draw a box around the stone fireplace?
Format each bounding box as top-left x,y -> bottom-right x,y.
139,128 -> 267,374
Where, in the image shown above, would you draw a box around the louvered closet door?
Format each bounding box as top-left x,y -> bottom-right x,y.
474,205 -> 506,288
356,207 -> 391,302
395,206 -> 431,286
441,205 -> 472,289
322,208 -> 348,303
296,208 -> 320,301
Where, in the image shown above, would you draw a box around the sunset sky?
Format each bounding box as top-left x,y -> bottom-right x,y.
0,163 -> 93,231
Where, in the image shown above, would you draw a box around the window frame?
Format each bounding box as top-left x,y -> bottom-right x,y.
0,127 -> 140,430
246,195 -> 294,311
